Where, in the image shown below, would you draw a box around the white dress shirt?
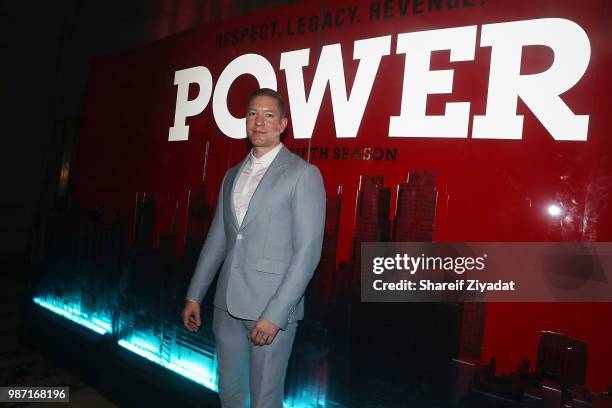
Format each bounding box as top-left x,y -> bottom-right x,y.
233,143 -> 283,227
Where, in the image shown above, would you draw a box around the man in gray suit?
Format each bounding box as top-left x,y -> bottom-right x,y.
182,88 -> 326,408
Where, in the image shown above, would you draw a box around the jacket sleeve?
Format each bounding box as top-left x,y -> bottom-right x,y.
185,175 -> 228,303
262,164 -> 326,329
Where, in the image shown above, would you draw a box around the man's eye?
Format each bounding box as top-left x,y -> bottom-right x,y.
247,112 -> 255,116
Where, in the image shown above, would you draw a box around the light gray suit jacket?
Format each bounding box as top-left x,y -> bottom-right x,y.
186,146 -> 326,330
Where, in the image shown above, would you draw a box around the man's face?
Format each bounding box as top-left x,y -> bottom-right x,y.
246,95 -> 288,149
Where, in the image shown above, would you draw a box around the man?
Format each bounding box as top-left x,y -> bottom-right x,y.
182,88 -> 326,408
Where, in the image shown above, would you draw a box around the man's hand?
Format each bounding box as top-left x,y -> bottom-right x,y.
250,317 -> 279,346
182,301 -> 201,332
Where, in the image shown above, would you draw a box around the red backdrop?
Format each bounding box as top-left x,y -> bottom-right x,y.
73,0 -> 612,391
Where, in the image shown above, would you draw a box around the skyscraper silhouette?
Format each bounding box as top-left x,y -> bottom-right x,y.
393,171 -> 437,242
348,175 -> 390,300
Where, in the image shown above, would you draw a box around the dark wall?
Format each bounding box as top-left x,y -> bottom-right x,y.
0,0 -> 300,263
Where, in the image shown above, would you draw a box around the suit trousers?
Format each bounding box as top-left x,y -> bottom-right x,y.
212,307 -> 297,408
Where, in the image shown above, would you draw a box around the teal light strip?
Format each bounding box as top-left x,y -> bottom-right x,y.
118,337 -> 218,391
118,336 -> 328,407
33,296 -> 332,407
32,297 -> 111,335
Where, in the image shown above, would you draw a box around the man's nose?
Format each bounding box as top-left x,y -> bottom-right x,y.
255,113 -> 265,125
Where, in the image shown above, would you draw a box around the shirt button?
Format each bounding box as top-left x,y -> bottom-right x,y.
237,233 -> 243,240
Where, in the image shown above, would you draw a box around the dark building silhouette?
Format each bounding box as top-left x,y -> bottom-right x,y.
537,331 -> 588,387
310,187 -> 342,302
459,302 -> 487,361
393,171 -> 437,242
348,175 -> 391,300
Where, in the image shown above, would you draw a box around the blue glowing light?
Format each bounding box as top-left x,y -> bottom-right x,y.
118,334 -> 218,391
33,297 -> 337,407
32,297 -> 112,335
118,334 -> 331,407
284,390 -> 328,408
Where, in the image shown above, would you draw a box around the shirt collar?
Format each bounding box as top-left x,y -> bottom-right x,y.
250,143 -> 283,167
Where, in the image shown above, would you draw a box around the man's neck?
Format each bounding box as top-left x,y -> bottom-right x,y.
253,143 -> 281,158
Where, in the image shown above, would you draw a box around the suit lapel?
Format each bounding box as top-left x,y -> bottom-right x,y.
239,146 -> 290,230
224,159 -> 247,231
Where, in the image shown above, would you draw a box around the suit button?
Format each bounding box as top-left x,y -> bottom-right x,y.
236,233 -> 243,240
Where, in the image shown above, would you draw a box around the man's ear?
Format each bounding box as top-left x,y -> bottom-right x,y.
280,117 -> 288,133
